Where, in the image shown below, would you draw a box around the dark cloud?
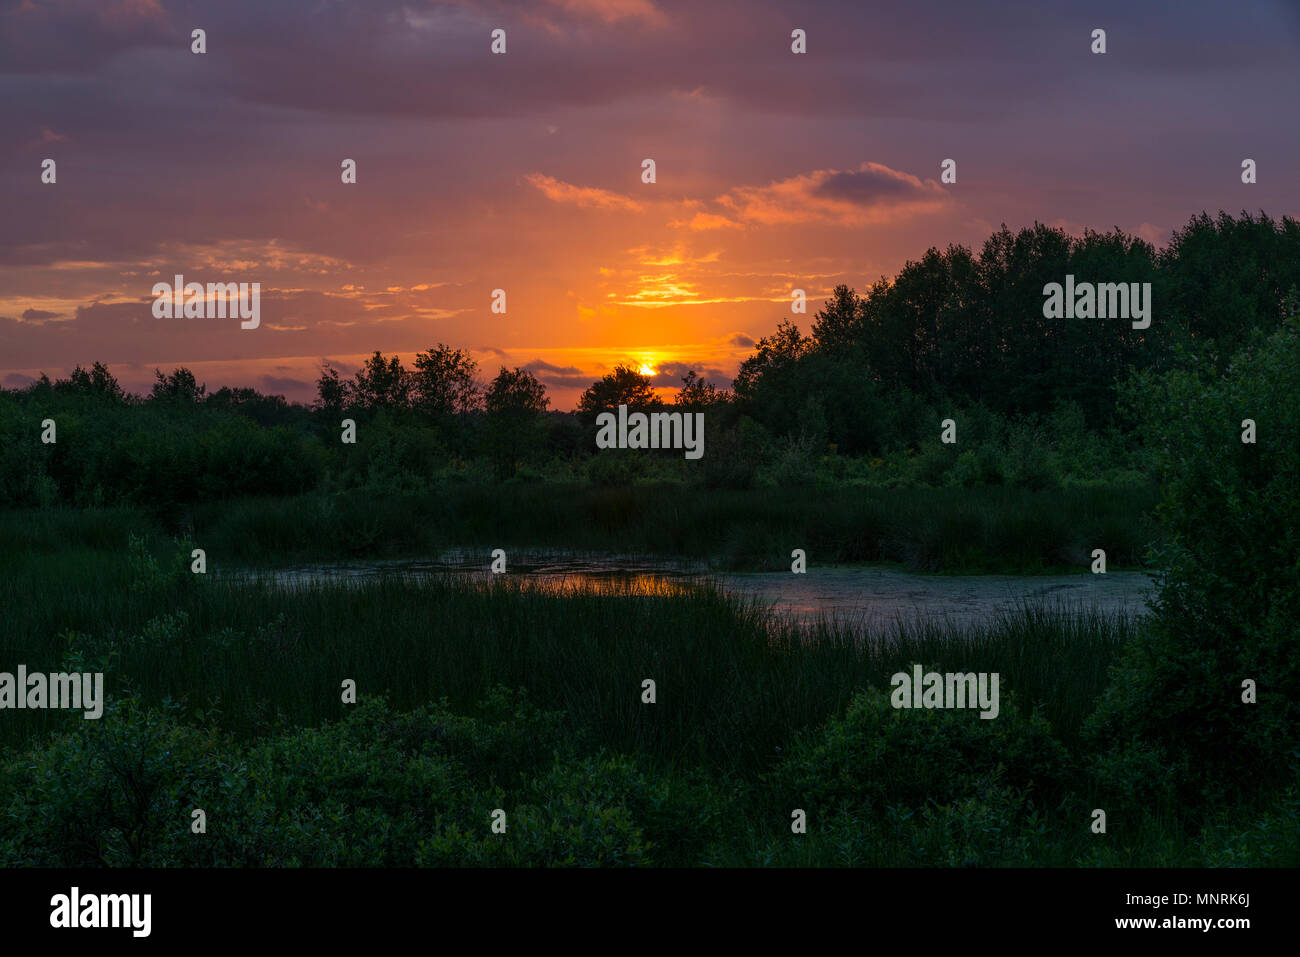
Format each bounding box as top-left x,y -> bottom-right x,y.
319,358 -> 359,377
6,0 -> 1290,133
650,361 -> 731,390
814,165 -> 940,206
523,358 -> 590,387
20,308 -> 61,320
526,359 -> 584,375
259,374 -> 309,393
0,289 -> 461,369
0,0 -> 173,74
728,333 -> 755,348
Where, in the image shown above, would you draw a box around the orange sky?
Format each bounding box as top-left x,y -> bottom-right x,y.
3,0 -> 1298,408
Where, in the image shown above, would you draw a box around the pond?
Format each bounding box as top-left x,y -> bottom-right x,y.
225,550 -> 1153,631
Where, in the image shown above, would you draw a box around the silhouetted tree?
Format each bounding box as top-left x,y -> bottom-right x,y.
351,351 -> 411,412
576,364 -> 658,422
150,367 -> 205,403
64,362 -> 125,402
809,284 -> 866,352
674,370 -> 730,410
484,367 -> 549,477
315,363 -> 351,416
411,344 -> 481,419
206,386 -> 298,427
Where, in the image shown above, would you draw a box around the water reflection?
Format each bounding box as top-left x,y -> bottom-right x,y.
224,550 -> 1152,631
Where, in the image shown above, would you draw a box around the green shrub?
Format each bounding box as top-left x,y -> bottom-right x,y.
0,696 -> 234,867
0,691 -> 672,867
587,448 -> 647,488
700,416 -> 768,490
1089,297 -> 1300,802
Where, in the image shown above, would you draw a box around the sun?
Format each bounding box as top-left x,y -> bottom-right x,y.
638,362 -> 657,376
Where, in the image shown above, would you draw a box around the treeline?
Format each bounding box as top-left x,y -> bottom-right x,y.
733,210 -> 1300,451
1,210 -> 1295,509
0,351 -> 724,509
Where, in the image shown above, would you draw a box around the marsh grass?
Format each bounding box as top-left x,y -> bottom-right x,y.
163,482 -> 1160,573
0,527 -> 1129,767
7,505 -> 1247,868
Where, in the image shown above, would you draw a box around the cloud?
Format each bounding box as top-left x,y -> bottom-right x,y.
716,162 -> 949,227
1133,222 -> 1167,246
0,286 -> 478,371
319,358 -> 359,377
19,126 -> 68,150
526,359 -> 584,375
670,212 -> 744,231
523,358 -> 591,387
20,308 -> 61,320
547,0 -> 667,27
728,333 -> 755,348
259,374 -> 310,393
525,174 -> 644,212
627,244 -> 721,267
647,360 -> 732,390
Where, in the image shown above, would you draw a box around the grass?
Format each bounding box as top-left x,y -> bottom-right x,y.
5,501 -> 1288,867
69,481 -> 1165,573
0,533 -> 1132,759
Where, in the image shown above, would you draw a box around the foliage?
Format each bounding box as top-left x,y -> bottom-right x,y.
1087,297 -> 1300,804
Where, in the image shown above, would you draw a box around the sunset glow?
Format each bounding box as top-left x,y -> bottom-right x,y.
2,1 -> 1298,409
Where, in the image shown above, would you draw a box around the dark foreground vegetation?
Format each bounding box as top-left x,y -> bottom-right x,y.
0,539 -> 1294,866
178,484 -> 1155,573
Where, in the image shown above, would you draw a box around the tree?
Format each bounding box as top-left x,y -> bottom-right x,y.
351,351 -> 411,412
1088,292 -> 1300,805
576,364 -> 658,421
1160,211 -> 1300,355
731,321 -> 811,437
411,345 -> 481,419
810,284 -> 866,352
150,367 -> 205,403
485,367 -> 549,418
315,363 -> 351,415
64,362 -> 125,402
674,370 -> 730,410
206,386 -> 297,428
484,367 -> 549,477
733,321 -> 810,400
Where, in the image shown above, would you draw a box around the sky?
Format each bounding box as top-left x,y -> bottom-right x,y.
2,0 -> 1299,409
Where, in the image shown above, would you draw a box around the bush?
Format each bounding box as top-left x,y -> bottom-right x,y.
762,688 -> 1070,864
587,449 -> 647,488
1089,297 -> 1300,803
700,416 -> 768,490
0,691 -> 677,867
0,696 -> 234,867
